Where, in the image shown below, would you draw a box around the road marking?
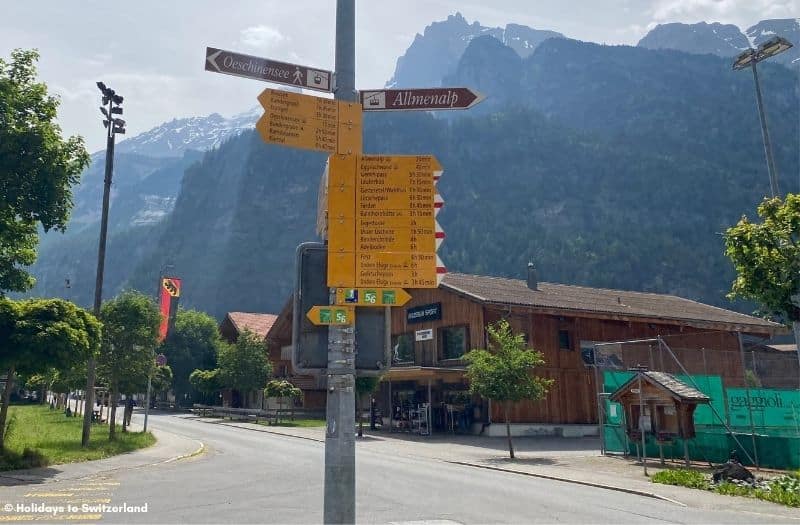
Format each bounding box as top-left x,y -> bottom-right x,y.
22,493 -> 73,498
64,499 -> 111,505
0,513 -> 104,522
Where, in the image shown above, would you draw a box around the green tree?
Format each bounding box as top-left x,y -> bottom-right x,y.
218,329 -> 271,407
151,365 -> 173,401
263,379 -> 301,424
161,310 -> 225,407
96,291 -> 160,440
464,320 -> 553,458
0,49 -> 90,293
725,194 -> 800,384
355,376 -> 380,437
189,368 -> 221,405
0,298 -> 100,448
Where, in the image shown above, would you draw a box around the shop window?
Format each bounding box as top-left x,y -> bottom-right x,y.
558,329 -> 573,351
392,333 -> 414,364
440,325 -> 469,360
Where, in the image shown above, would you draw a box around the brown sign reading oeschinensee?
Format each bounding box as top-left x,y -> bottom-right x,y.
205,47 -> 332,92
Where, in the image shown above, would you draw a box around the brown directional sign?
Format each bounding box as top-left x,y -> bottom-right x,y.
205,47 -> 333,92
256,89 -> 362,154
359,88 -> 485,111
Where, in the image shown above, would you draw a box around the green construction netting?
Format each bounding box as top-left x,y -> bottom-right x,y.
601,372 -> 800,470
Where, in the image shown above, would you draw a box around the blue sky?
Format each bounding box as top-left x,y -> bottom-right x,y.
1,0 -> 796,151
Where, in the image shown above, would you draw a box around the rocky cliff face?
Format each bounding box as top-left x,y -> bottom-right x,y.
386,12 -> 563,88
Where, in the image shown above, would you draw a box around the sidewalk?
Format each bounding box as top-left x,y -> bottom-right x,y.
0,406 -> 203,487
189,416 -> 799,519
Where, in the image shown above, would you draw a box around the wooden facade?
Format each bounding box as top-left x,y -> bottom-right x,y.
382,287 -> 775,428
263,273 -> 783,430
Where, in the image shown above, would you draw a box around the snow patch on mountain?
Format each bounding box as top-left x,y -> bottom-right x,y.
114,108 -> 260,158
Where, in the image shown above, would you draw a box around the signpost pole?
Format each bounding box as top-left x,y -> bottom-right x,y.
143,373 -> 152,432
324,1 -> 357,523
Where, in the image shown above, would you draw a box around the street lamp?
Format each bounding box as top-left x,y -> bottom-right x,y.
81,82 -> 126,447
733,36 -> 794,198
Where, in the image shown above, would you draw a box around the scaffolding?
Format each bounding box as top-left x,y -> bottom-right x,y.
592,332 -> 800,470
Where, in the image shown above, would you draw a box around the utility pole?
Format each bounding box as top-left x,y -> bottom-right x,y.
325,1 -> 357,523
82,82 -> 126,447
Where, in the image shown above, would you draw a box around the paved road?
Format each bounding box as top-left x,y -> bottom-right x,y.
1,413 -> 796,524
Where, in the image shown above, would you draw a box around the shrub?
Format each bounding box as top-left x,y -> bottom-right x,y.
652,469 -> 710,490
20,448 -> 48,469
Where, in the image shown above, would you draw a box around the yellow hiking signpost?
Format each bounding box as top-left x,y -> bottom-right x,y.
205,17 -> 484,521
256,88 -> 362,155
326,154 -> 446,288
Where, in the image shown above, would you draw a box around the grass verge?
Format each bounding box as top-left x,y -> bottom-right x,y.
652,468 -> 800,508
0,404 -> 155,471
255,418 -> 326,428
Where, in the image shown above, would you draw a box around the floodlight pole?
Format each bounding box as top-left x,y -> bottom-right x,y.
82,89 -> 122,447
749,59 -> 779,197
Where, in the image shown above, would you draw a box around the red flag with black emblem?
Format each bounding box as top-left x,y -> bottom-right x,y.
158,277 -> 181,342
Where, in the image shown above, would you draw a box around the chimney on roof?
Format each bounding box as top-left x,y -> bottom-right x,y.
527,262 -> 538,291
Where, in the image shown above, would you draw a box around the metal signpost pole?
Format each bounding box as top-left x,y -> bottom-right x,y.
324,1 -> 357,523
143,374 -> 152,432
638,371 -> 648,476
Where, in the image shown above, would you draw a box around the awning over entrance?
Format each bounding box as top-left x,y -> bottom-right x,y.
384,366 -> 466,383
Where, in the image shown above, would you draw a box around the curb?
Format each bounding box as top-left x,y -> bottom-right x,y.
0,428 -> 205,485
210,420 -> 325,443
158,439 -> 206,465
444,460 -> 686,506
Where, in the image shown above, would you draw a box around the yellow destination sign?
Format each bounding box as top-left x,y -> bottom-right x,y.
256,89 -> 362,154
356,251 -> 441,288
306,305 -> 355,326
357,221 -> 436,252
334,287 -> 412,307
326,154 -> 444,289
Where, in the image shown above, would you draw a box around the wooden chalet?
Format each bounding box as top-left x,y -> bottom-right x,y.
265,267 -> 784,436
218,311 -> 278,408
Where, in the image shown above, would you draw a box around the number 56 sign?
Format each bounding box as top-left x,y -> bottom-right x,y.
306,305 -> 355,326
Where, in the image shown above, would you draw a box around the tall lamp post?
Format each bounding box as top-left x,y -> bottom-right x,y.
732,36 -> 794,198
81,82 -> 126,447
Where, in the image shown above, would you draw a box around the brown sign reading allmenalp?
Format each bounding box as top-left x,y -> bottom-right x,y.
360,88 -> 485,111
205,47 -> 332,92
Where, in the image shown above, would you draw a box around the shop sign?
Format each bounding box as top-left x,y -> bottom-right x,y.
415,329 -> 434,341
406,302 -> 442,324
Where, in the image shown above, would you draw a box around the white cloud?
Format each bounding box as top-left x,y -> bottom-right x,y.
239,25 -> 286,50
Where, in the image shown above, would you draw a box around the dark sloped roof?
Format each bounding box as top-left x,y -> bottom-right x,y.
611,371 -> 709,402
440,273 -> 781,333
644,371 -> 709,401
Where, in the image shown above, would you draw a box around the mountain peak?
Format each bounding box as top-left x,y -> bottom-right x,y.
638,21 -> 749,56
114,110 -> 257,158
638,18 -> 799,65
386,13 -> 564,88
